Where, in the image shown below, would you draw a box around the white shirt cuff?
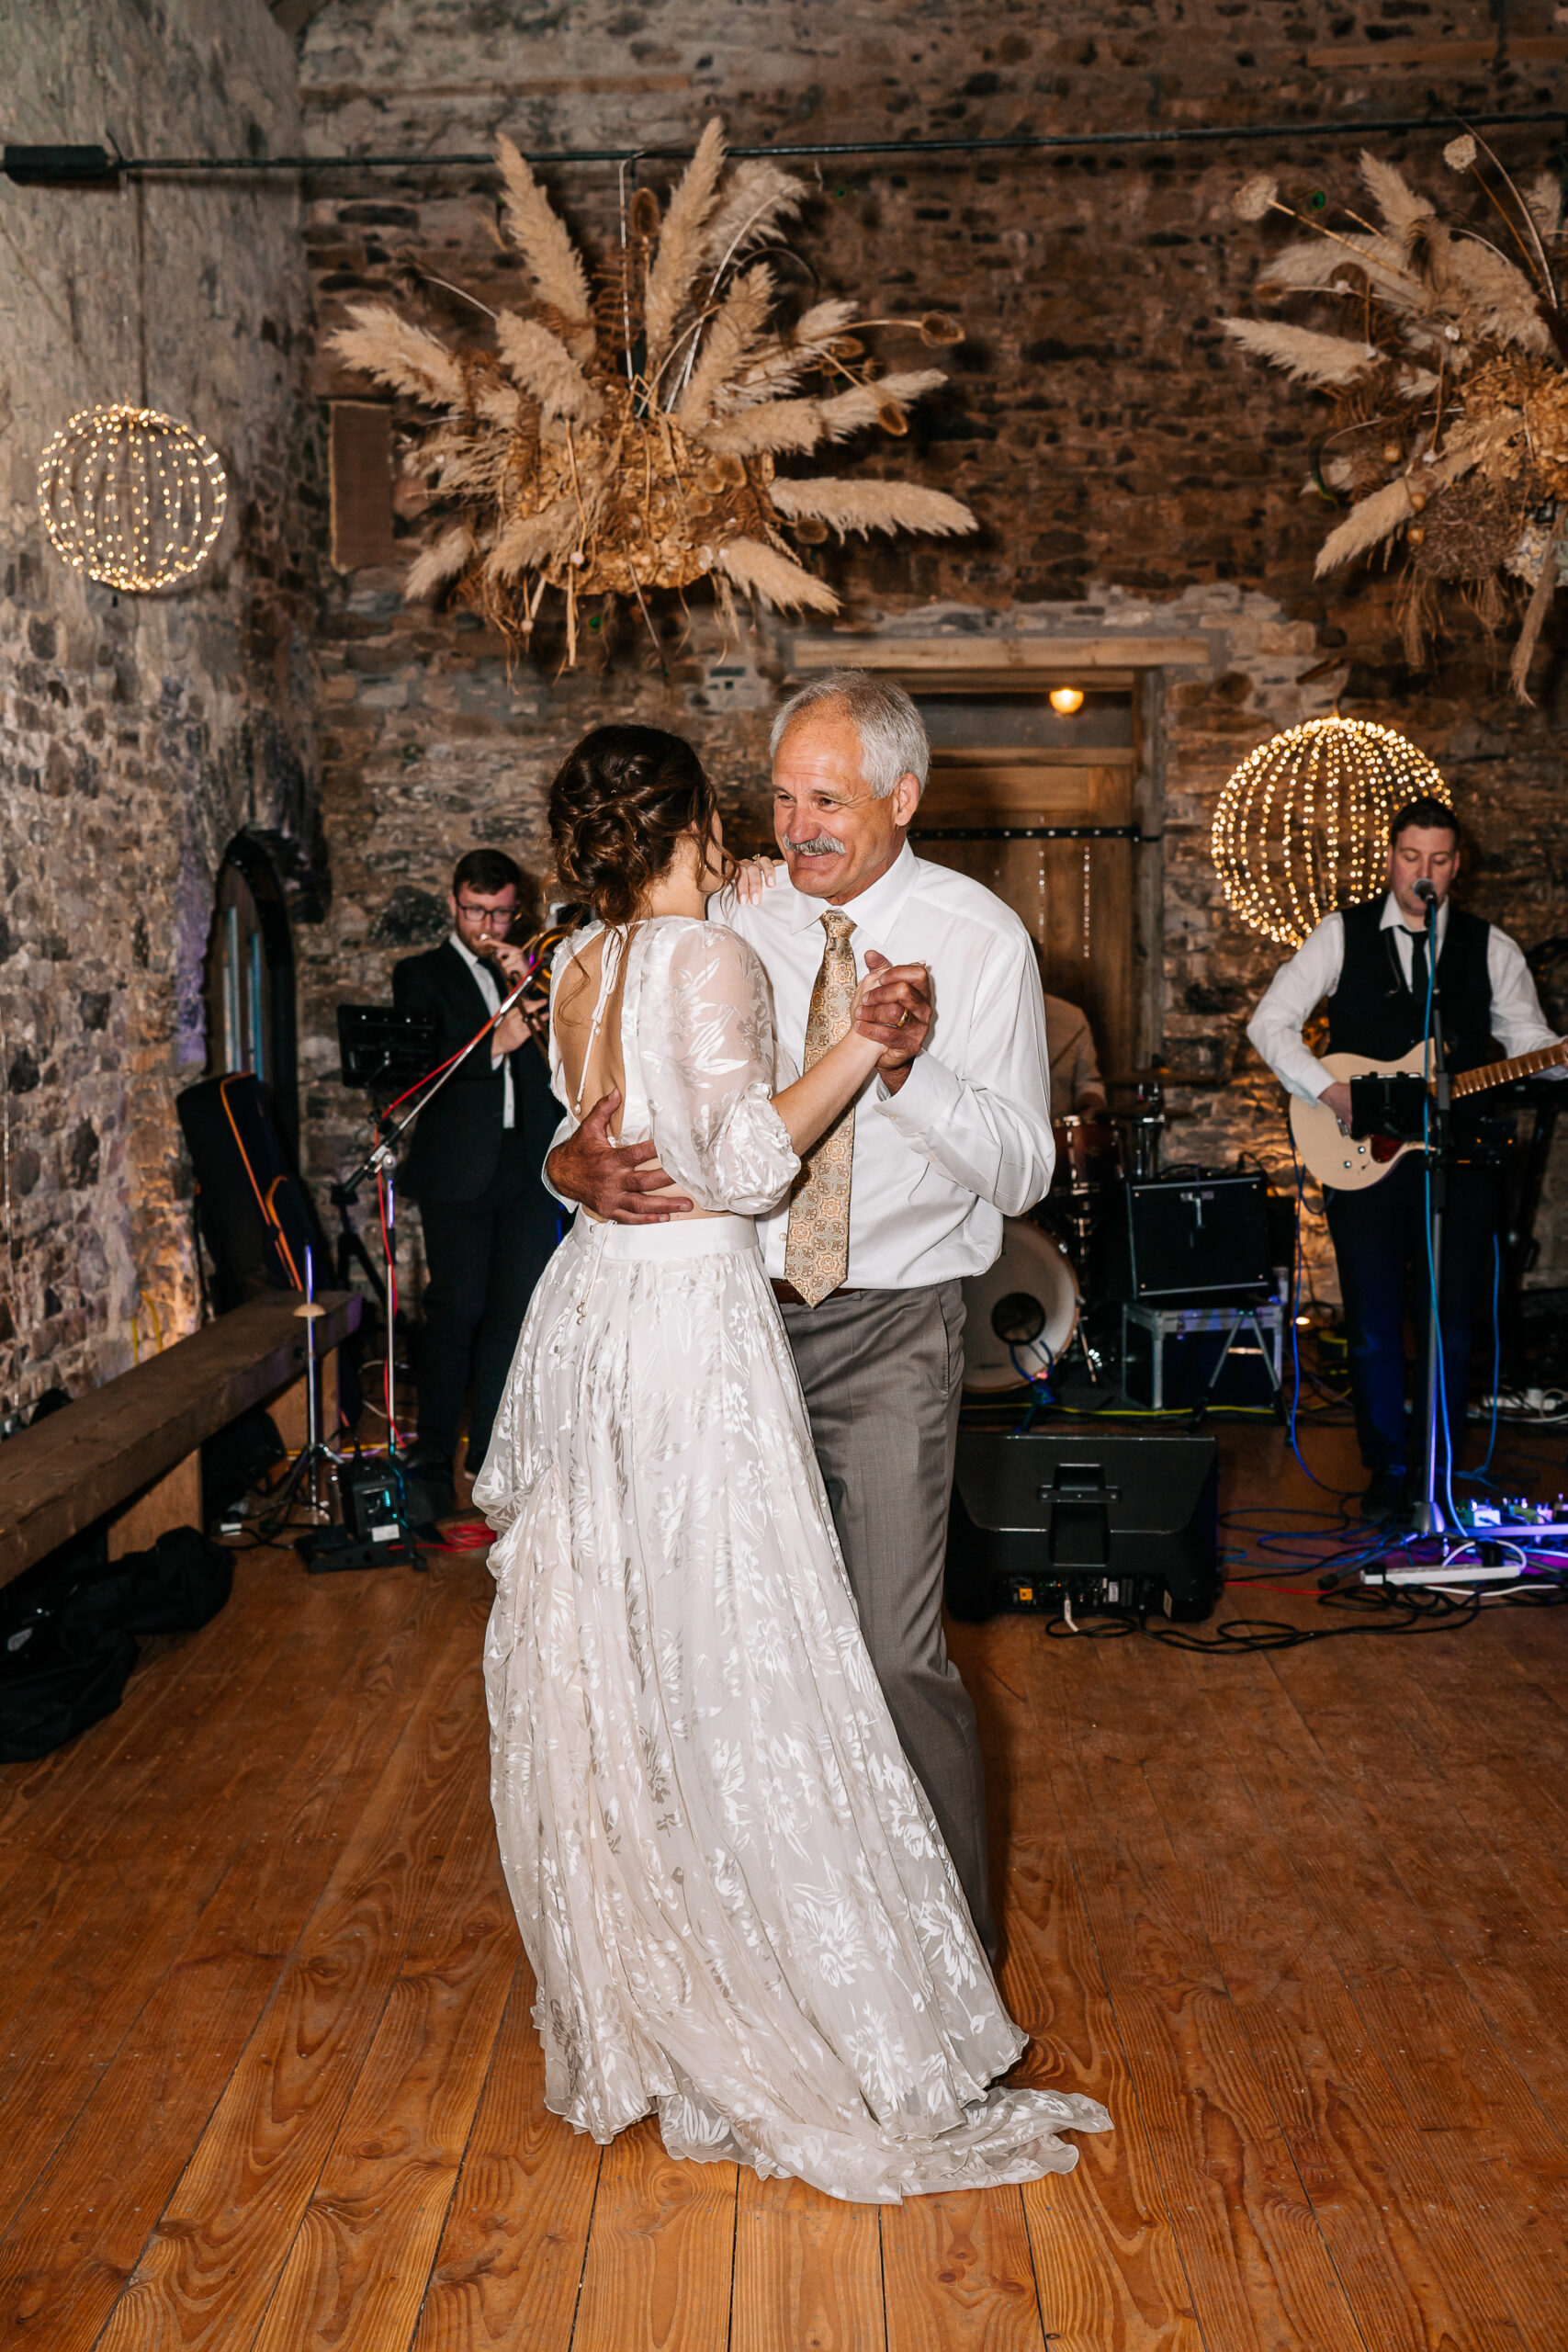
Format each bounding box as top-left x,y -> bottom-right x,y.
873,1049 -> 962,1136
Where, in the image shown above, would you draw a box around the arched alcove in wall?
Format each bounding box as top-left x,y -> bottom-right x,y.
202,833 -> 299,1154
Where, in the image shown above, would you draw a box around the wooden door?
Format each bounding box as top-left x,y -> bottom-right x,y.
911,755 -> 1137,1084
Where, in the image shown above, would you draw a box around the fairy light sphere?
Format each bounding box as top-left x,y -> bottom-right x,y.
1213,715 -> 1452,948
36,404 -> 228,593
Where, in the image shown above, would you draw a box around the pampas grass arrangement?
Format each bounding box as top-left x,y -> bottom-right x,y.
1222,136 -> 1568,698
329,122 -> 976,662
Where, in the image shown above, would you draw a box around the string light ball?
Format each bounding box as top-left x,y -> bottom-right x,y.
37,404 -> 228,592
1213,715 -> 1452,948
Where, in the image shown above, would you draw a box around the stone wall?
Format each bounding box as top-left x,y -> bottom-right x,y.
297,0 -> 1568,1303
0,0 -> 317,1408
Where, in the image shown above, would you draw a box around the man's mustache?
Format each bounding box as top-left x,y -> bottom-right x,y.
786,835 -> 846,857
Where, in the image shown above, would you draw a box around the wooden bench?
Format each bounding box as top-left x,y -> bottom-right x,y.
0,1289 -> 362,1588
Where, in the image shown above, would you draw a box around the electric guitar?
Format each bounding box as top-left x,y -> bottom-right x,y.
1290,1039 -> 1568,1192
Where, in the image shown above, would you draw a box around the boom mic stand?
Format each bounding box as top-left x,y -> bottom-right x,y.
323,962 -> 544,1564
1412,882 -> 1451,1538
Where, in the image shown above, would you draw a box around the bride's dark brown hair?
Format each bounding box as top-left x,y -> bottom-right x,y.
548,725 -> 721,926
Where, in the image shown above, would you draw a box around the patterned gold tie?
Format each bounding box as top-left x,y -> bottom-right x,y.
784,910 -> 858,1308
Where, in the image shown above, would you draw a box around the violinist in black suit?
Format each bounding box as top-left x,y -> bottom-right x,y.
392,850 -> 562,1510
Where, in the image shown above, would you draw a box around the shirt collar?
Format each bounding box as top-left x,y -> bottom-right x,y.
781,838 -> 921,952
1379,891 -> 1449,941
450,930 -> 491,976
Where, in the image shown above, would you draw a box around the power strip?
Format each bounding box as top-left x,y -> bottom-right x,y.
1370,1559 -> 1536,1587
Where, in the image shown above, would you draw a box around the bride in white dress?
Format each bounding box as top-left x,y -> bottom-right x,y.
475,724 -> 1109,2204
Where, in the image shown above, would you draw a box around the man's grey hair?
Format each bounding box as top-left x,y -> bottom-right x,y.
769,670 -> 930,799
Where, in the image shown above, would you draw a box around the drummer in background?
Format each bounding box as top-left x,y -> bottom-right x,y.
1043,993 -> 1108,1117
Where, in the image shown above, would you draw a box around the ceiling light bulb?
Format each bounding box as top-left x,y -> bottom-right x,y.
1049,685 -> 1085,716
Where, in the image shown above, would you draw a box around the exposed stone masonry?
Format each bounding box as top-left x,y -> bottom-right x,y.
0,0 -> 320,1407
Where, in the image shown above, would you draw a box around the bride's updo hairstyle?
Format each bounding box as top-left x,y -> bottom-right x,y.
549,725 -> 719,926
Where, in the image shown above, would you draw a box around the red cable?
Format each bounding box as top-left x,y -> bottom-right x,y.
377,1167 -> 408,1447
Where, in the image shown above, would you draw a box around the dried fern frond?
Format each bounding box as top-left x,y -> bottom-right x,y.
707,369 -> 946,456
1221,317 -> 1380,387
675,265 -> 775,425
1314,428 -> 1487,575
493,136 -> 594,352
1445,234 -> 1555,353
495,311 -> 604,421
725,300 -> 860,406
644,118 -> 728,368
1526,169 -> 1564,245
405,524 -> 476,600
1359,152 -> 1438,252
716,535 -> 840,613
331,303 -> 467,407
1258,232 -> 1419,312
487,495 -> 581,582
770,478 -> 976,537
698,160 -> 805,274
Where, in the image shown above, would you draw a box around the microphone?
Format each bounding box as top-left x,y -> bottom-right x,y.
1412,878 -> 1437,904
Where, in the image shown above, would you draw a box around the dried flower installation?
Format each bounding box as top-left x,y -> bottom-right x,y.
1223,136 -> 1568,699
329,123 -> 976,661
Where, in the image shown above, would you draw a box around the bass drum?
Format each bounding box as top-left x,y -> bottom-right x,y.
961,1218 -> 1081,1392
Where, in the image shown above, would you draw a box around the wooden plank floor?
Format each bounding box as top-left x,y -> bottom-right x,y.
3,1417 -> 1567,2350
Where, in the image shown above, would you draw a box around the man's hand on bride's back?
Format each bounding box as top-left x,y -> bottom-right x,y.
546,1092 -> 695,1223
852,952 -> 931,1096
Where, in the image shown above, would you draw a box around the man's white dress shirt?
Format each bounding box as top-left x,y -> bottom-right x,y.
1247,893 -> 1561,1104
719,842 -> 1055,1288
451,932 -> 515,1128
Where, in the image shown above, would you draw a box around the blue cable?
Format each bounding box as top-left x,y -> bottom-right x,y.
1473,1231 -> 1503,1483
1286,1146 -> 1356,1496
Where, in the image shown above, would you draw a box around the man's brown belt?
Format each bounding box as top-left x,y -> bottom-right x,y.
771,1278 -> 863,1307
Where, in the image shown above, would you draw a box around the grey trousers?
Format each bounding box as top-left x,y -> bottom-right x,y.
781,1282 -> 997,1957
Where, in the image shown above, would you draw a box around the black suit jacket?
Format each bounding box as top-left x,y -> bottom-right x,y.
391,941 -> 558,1204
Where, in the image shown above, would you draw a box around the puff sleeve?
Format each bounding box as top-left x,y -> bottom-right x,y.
643,922 -> 801,1215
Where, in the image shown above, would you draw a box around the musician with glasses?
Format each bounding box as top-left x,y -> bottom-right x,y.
1247,794 -> 1563,1523
392,849 -> 561,1514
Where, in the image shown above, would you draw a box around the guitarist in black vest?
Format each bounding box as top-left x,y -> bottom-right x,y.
1247,796 -> 1562,1522
392,850 -> 562,1513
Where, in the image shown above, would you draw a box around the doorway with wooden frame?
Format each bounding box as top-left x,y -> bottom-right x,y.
787,639 -> 1168,1089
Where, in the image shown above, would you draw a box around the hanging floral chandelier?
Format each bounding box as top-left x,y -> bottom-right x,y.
37,404 -> 228,591
1223,134 -> 1568,700
329,122 -> 976,662
1213,714 -> 1452,947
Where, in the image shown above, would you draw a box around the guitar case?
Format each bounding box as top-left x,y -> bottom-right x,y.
176,1072 -> 329,1312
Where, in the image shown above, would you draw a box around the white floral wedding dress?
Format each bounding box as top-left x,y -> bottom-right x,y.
474,913 -> 1110,2203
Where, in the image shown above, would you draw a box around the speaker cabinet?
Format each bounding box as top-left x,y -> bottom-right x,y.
945,1428 -> 1220,1623
1111,1170 -> 1272,1301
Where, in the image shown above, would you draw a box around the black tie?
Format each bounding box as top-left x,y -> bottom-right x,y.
1406,928 -> 1430,1001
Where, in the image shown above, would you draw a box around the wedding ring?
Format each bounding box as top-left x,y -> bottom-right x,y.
897,1008 -> 910,1028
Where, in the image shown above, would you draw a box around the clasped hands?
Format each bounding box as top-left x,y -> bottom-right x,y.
546,877 -> 934,1223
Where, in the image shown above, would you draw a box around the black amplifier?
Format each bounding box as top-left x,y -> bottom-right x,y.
945,1428 -> 1220,1623
1109,1168 -> 1272,1301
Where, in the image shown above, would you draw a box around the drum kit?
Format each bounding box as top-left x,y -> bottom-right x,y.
961,1070 -> 1174,1393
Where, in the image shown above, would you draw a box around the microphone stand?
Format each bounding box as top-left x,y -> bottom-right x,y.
333,966 -> 541,1551
1412,887 -> 1450,1537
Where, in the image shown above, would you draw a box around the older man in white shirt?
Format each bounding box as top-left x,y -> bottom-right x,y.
548,672 -> 1054,1955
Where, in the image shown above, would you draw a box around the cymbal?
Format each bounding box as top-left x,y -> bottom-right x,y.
1105,1066 -> 1216,1089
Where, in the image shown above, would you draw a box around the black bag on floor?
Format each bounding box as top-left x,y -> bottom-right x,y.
0,1527 -> 233,1764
